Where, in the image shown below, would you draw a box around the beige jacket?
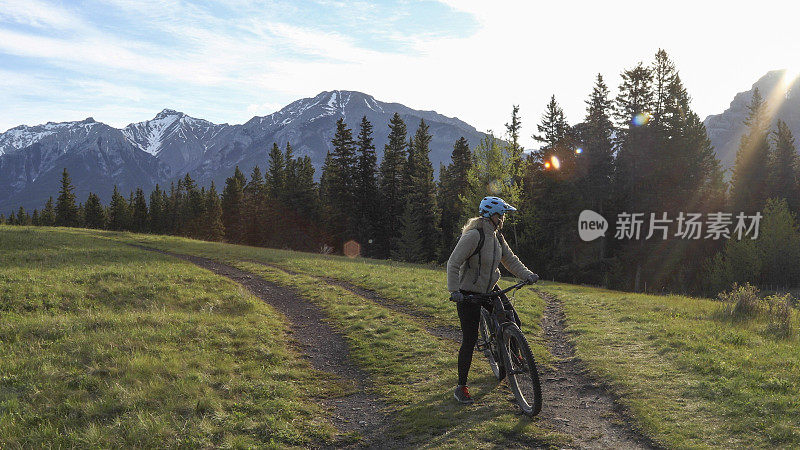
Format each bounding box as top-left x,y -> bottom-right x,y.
447,218 -> 535,294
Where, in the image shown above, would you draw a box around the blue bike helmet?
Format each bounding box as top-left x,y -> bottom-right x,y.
479,196 -> 517,218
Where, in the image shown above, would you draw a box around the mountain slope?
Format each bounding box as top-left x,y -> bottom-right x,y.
188,90 -> 485,189
704,70 -> 800,172
0,119 -> 169,212
0,90 -> 486,212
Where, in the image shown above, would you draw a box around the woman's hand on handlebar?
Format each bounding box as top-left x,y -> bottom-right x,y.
526,273 -> 539,284
450,291 -> 465,302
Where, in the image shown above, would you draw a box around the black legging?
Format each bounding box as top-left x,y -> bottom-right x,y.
456,289 -> 520,386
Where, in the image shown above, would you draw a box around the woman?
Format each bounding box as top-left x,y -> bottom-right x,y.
446,196 -> 539,404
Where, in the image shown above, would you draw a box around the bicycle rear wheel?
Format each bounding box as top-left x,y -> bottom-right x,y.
478,308 -> 505,380
502,325 -> 542,416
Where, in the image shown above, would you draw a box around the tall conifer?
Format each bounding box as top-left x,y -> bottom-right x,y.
55,168 -> 78,227
768,120 -> 799,211
221,166 -> 246,242
84,193 -> 106,229
108,186 -> 131,231
354,116 -> 378,255
41,197 -> 56,226
377,113 -> 408,257
731,88 -> 771,214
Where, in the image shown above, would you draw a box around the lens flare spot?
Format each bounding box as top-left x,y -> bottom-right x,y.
781,68 -> 799,91
632,113 -> 651,126
488,179 -> 502,194
575,147 -> 583,154
544,161 -> 551,169
551,155 -> 561,170
343,240 -> 361,258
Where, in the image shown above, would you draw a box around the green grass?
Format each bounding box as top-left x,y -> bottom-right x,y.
111,231 -> 552,366
0,226 -> 342,448
102,231 -> 564,447
538,283 -> 800,449
7,226 -> 799,448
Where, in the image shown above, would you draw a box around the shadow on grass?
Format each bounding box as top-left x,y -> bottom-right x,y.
388,373 -> 558,448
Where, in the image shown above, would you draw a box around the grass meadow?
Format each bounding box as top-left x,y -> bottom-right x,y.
2,225 -> 799,448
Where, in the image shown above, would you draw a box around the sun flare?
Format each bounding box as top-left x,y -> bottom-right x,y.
780,68 -> 799,90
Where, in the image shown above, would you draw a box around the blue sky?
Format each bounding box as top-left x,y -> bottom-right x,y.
2,0 -> 799,148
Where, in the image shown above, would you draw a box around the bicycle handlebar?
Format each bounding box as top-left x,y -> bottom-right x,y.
452,279 -> 534,303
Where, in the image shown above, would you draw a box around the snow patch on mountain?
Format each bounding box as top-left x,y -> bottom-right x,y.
0,119 -> 98,155
122,109 -> 184,156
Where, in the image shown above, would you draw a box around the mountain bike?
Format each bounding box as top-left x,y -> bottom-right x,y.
455,280 -> 542,416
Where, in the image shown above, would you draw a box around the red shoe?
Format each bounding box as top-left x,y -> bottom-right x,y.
454,385 -> 474,404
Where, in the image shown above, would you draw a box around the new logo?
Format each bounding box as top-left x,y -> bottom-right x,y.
578,210 -> 608,242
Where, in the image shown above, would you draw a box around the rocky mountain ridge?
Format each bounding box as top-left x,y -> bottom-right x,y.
0,90 -> 486,211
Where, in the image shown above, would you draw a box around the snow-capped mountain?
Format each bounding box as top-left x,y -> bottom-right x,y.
0,118 -> 169,211
123,109 -> 233,176
704,70 -> 800,173
0,119 -> 101,157
0,90 -> 486,212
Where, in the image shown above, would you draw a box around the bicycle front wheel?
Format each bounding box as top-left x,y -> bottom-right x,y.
478,307 -> 505,381
502,325 -> 542,416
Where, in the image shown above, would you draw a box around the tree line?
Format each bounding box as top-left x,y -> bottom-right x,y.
4,49 -> 800,296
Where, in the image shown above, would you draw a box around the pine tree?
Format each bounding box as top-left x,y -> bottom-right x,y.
55,168 -> 79,227
84,193 -> 106,229
518,93 -> 584,284
614,62 -> 656,213
179,173 -> 205,238
401,119 -> 440,262
295,156 -> 319,219
76,203 -> 85,228
267,142 -> 285,200
167,181 -> 180,234
221,167 -> 246,242
580,73 -> 615,214
505,105 -> 525,184
148,185 -> 165,233
377,113 -> 408,257
41,197 -> 56,226
392,199 -> 424,262
0,214 -> 6,225
283,142 -> 297,205
108,186 -> 131,231
131,188 -> 149,232
731,88 -> 771,214
8,212 -> 16,225
241,166 -> 266,245
354,116 -> 379,256
768,120 -> 800,211
438,137 -> 472,261
401,135 -> 417,203
17,206 -> 30,225
205,182 -> 224,241
534,95 -> 569,148
324,118 -> 358,247
651,48 -> 677,126
31,209 -> 40,226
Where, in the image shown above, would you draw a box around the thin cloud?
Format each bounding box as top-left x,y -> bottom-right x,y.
0,0 -> 86,29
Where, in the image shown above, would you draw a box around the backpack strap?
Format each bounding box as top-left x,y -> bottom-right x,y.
469,228 -> 485,262
469,228 -> 484,285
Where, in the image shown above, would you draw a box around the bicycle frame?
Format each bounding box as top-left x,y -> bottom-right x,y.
465,281 -> 528,367
455,279 -> 543,416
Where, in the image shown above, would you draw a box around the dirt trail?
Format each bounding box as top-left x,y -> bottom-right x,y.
262,260 -> 659,448
536,289 -> 660,449
133,244 -> 659,447
248,260 -> 461,342
134,246 -> 390,448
